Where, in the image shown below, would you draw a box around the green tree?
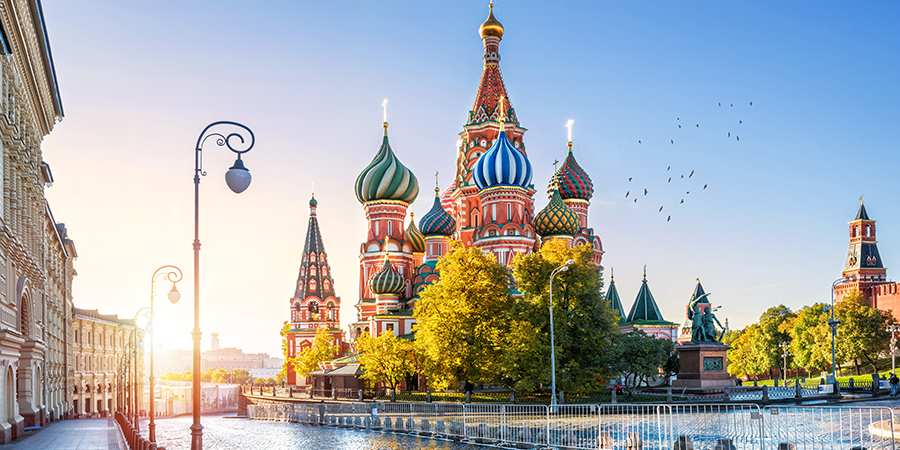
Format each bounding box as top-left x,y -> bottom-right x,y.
160,372 -> 185,382
787,303 -> 832,374
614,330 -> 673,395
201,368 -> 215,382
726,326 -> 752,378
212,369 -> 230,384
836,290 -> 896,374
752,305 -> 796,378
291,327 -> 339,377
278,321 -> 293,384
230,368 -> 252,384
506,240 -> 620,393
357,332 -> 417,392
415,242 -> 513,391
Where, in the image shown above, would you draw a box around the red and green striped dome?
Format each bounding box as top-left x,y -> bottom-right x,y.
533,189 -> 580,237
368,256 -> 406,295
548,143 -> 593,201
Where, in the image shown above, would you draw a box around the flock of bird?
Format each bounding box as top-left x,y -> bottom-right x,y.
627,101 -> 753,222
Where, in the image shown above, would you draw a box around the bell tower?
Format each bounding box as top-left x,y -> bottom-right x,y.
835,199 -> 888,304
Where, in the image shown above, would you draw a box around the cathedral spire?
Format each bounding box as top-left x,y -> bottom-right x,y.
606,268 -> 626,325
626,267 -> 667,323
470,3 -> 516,125
294,194 -> 335,300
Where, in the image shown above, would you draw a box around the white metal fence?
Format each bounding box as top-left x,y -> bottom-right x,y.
247,402 -> 897,449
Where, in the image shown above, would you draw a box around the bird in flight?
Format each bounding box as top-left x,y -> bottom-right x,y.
667,166 -> 670,171
689,170 -> 694,178
644,188 -> 648,195
681,175 -> 684,179
671,139 -> 674,144
628,177 -> 632,182
678,124 -> 681,129
634,198 -> 637,203
739,120 -> 742,124
696,124 -> 699,128
736,136 -> 740,141
625,191 -> 629,198
719,102 -> 721,106
667,215 -> 671,222
703,184 -> 708,189
730,104 -> 733,107
638,140 -> 641,144
668,177 -> 671,183
686,191 -> 690,194
750,101 -> 753,106
659,206 -> 664,212
728,132 -> 731,137
680,199 -> 684,204
677,118 -> 680,120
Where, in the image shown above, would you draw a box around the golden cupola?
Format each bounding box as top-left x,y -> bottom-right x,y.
479,3 -> 504,39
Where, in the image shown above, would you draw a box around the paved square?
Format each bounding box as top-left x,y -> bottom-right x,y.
0,418 -> 124,450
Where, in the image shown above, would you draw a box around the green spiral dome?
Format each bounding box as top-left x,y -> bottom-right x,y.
533,189 -> 580,237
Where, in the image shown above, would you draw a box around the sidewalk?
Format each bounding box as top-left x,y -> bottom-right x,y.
0,418 -> 124,450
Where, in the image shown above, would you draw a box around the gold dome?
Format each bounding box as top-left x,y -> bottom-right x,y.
479,4 -> 504,39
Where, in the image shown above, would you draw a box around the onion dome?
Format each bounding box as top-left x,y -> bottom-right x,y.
533,189 -> 579,237
420,188 -> 456,236
405,212 -> 425,253
548,142 -> 594,201
369,255 -> 406,295
479,3 -> 504,39
355,123 -> 419,204
309,194 -> 318,207
473,131 -> 532,190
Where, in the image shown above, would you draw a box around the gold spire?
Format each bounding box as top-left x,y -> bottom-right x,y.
479,2 -> 504,39
434,171 -> 440,195
498,95 -> 506,132
643,265 -> 647,281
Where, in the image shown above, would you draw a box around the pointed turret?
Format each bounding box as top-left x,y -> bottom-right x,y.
294,193 -> 336,301
469,3 -> 517,126
626,268 -> 666,323
606,269 -> 626,325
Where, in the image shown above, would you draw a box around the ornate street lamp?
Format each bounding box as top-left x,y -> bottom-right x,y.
828,276 -> 855,380
148,265 -> 182,442
779,341 -> 790,384
549,259 -> 574,409
887,325 -> 900,375
191,121 -> 255,450
129,321 -> 148,430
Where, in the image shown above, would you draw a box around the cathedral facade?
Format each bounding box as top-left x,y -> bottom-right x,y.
349,5 -> 605,341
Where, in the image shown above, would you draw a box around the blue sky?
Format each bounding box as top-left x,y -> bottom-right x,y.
40,1 -> 900,355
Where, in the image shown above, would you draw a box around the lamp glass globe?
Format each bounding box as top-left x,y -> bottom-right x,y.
168,285 -> 181,304
225,158 -> 251,193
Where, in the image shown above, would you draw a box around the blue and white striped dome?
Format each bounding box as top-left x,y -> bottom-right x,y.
473,131 -> 532,190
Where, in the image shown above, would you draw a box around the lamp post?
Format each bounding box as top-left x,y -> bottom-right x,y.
779,341 -> 789,383
828,276 -> 855,380
549,259 -> 574,408
149,265 -> 182,442
132,308 -> 150,430
191,121 -> 255,450
887,325 -> 900,375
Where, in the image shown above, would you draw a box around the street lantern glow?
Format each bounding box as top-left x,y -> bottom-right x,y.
167,284 -> 181,304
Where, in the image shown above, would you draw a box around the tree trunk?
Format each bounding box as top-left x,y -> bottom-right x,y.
854,358 -> 860,376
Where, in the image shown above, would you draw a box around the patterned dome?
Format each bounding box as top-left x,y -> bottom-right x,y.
548,142 -> 594,201
473,131 -> 532,190
355,124 -> 419,204
405,213 -> 425,253
309,193 -> 318,207
420,189 -> 456,236
369,256 -> 406,295
533,189 -> 580,237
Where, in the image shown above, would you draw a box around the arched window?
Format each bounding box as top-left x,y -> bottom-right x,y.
866,225 -> 871,237
309,279 -> 317,291
854,226 -> 859,237
323,280 -> 330,290
308,302 -> 319,321
310,266 -> 317,277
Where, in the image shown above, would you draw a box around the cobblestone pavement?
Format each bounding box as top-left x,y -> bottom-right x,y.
0,418 -> 123,450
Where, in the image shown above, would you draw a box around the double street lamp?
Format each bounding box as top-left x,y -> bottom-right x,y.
828,276 -> 855,380
549,259 -> 574,408
148,265 -> 182,443
191,122 -> 255,450
779,341 -> 789,384
887,324 -> 900,375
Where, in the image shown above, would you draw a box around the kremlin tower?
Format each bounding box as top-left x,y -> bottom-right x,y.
834,200 -> 900,322
285,194 -> 345,386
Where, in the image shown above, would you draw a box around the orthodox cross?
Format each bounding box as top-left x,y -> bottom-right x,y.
566,119 -> 574,142
382,99 -> 388,123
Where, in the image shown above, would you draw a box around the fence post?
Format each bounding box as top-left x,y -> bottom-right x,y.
723,388 -> 731,402
426,391 -> 432,403
666,387 -> 673,403
465,391 -> 471,404
674,435 -> 692,450
358,389 -> 364,402
611,388 -> 617,404
559,391 -> 564,404
390,389 -> 396,403
332,389 -> 337,400
762,385 -> 769,401
849,377 -> 854,392
509,391 -> 515,404
794,381 -> 802,399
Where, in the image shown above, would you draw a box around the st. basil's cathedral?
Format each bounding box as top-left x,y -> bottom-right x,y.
285,4 -> 680,386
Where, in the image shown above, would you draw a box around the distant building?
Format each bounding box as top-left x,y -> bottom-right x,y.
834,200 -> 900,320
71,309 -> 140,418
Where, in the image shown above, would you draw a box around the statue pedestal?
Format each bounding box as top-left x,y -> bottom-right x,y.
672,342 -> 734,389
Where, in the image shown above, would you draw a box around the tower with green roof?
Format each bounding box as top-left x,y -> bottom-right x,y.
621,267 -> 678,341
